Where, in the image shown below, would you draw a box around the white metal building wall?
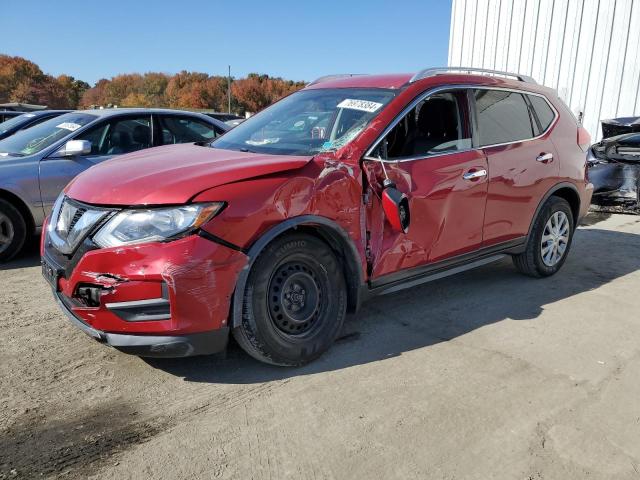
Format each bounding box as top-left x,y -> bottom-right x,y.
448,0 -> 640,141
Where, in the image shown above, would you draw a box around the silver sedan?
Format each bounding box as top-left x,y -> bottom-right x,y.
0,108 -> 228,261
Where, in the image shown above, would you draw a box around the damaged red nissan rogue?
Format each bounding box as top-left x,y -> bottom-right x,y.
42,68 -> 593,365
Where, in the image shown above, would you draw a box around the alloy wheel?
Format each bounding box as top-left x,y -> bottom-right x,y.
540,211 -> 570,267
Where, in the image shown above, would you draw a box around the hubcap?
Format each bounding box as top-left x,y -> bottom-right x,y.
268,261 -> 321,335
0,212 -> 14,255
541,211 -> 570,267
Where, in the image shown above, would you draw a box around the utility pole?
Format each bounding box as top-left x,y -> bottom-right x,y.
227,65 -> 231,114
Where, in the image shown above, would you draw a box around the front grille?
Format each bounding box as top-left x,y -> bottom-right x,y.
69,207 -> 87,231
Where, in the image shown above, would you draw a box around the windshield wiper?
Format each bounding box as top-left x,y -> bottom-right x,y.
0,152 -> 25,157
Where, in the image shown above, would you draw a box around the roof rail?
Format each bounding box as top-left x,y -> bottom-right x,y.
308,74 -> 367,86
410,67 -> 537,84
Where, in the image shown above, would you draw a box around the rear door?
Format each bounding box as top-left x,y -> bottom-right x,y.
474,89 -> 560,245
39,114 -> 152,214
364,89 -> 489,280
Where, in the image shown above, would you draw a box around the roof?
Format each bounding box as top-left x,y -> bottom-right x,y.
304,71 -> 555,96
71,108 -> 229,130
20,110 -> 72,116
305,74 -> 413,89
0,103 -> 47,111
78,108 -> 217,117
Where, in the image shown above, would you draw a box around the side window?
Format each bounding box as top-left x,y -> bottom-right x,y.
474,90 -> 534,146
74,122 -> 110,155
159,116 -> 217,145
75,116 -> 152,156
382,91 -> 471,159
106,117 -> 151,155
528,94 -> 555,133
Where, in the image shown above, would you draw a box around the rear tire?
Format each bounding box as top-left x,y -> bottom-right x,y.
233,233 -> 347,366
513,196 -> 574,277
0,198 -> 27,262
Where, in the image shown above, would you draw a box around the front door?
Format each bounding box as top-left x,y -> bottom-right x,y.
363,89 -> 489,280
39,115 -> 152,215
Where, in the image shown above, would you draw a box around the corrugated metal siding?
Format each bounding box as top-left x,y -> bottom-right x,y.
449,0 -> 640,141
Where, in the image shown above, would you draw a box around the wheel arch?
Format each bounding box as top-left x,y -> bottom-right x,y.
230,215 -> 364,328
0,188 -> 35,235
527,182 -> 581,241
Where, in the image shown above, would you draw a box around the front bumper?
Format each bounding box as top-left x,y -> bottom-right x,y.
55,291 -> 229,357
43,233 -> 248,356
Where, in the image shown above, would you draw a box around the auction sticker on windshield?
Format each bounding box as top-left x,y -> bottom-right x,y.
337,99 -> 383,113
56,122 -> 82,132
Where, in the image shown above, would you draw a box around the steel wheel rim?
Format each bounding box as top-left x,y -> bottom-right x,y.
268,261 -> 323,336
541,211 -> 569,267
0,212 -> 14,254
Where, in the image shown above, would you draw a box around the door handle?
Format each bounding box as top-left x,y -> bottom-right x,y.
462,169 -> 487,181
536,152 -> 554,163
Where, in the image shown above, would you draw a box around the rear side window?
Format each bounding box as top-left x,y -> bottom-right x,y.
527,94 -> 555,133
159,116 -> 217,145
474,90 -> 534,146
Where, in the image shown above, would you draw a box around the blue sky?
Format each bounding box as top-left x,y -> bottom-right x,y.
1,0 -> 452,85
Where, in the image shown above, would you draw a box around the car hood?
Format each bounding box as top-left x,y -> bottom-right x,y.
65,143 -> 313,205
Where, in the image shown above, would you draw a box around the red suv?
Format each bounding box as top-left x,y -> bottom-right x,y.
42,68 -> 593,365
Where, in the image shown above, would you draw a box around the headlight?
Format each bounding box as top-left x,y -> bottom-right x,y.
93,202 -> 224,248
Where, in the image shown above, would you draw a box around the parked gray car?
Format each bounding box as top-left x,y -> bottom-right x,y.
0,108 -> 228,260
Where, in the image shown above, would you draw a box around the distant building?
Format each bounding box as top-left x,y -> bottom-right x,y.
448,0 -> 640,141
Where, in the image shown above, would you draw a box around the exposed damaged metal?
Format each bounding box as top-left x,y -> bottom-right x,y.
588,123 -> 640,213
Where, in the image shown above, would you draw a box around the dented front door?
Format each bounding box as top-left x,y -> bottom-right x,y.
363,149 -> 489,280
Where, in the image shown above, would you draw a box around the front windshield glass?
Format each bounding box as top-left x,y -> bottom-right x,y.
0,112 -> 96,157
211,88 -> 396,156
0,113 -> 35,134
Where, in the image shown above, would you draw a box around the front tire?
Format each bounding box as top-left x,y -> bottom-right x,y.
233,233 -> 347,366
0,198 -> 27,262
513,196 -> 574,277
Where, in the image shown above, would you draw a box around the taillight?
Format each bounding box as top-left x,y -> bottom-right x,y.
577,126 -> 591,152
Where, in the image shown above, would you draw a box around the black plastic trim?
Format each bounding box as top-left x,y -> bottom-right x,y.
198,229 -> 248,253
105,298 -> 171,322
230,215 -> 364,328
526,182 -> 581,236
55,292 -> 228,357
369,237 -> 525,293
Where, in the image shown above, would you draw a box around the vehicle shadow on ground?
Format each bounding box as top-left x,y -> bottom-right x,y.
0,238 -> 40,271
147,223 -> 640,384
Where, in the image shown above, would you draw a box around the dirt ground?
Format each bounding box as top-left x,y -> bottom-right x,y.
2,212 -> 640,480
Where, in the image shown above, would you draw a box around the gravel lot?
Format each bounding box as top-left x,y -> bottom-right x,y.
2,212 -> 640,480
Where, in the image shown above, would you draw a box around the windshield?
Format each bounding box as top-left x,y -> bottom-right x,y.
211,88 -> 396,155
0,112 -> 96,157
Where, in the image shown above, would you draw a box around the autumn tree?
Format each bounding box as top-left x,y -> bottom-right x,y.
0,54 -> 305,113
232,74 -> 304,113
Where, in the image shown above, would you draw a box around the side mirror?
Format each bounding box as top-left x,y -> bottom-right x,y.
382,179 -> 410,233
57,140 -> 91,157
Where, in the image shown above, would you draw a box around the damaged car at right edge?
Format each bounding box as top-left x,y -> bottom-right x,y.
588,122 -> 640,211
42,67 -> 593,366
